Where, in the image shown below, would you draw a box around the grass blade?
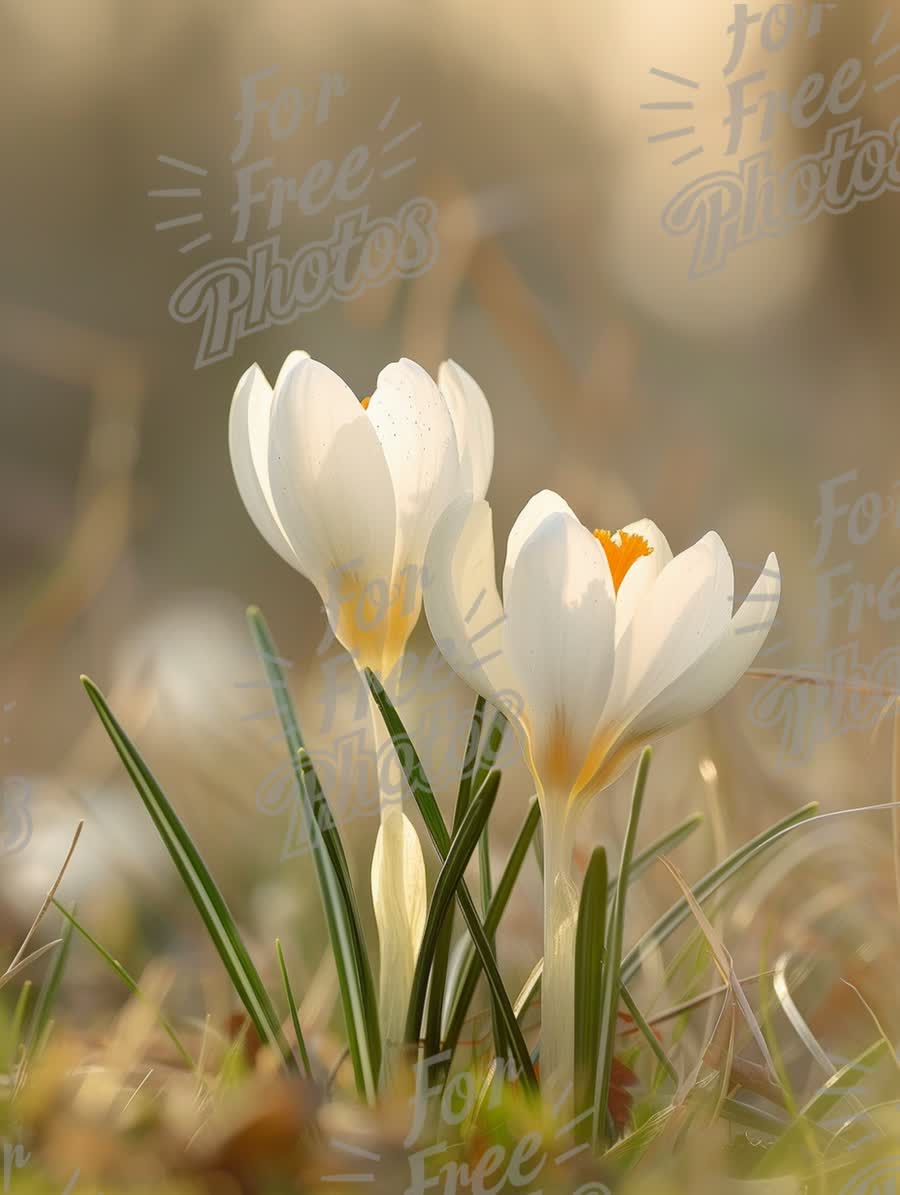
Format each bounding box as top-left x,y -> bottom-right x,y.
246,609 -> 380,1101
405,773 -> 500,1045
80,675 -> 295,1072
619,982 -> 678,1084
24,912 -> 73,1060
510,811 -> 704,1034
366,669 -> 537,1092
0,941 -> 62,993
443,797 -> 541,1060
514,959 -> 544,1025
246,608 -> 354,885
457,696 -> 486,824
473,707 -> 507,1061
8,980 -> 32,1072
472,707 -> 507,799
52,900 -> 197,1074
275,939 -> 312,1079
602,1076 -> 788,1172
298,752 -> 379,1100
625,812 -> 704,889
620,802 -> 818,985
574,846 -> 608,1142
753,1040 -> 890,1178
423,696 -> 484,1064
593,747 -> 651,1149
658,854 -> 777,1081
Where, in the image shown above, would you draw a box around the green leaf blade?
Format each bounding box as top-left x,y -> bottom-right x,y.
423,696 -> 485,1065
620,801 -> 818,986
443,797 -> 541,1060
593,746 -> 652,1149
246,609 -> 381,1101
80,675 -> 294,1073
365,669 -> 538,1093
574,845 -> 608,1141
405,772 -> 500,1046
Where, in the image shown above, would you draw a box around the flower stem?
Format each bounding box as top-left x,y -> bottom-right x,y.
541,807 -> 579,1119
366,675 -> 426,1086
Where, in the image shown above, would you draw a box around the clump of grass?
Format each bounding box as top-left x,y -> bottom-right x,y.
1,611 -> 898,1193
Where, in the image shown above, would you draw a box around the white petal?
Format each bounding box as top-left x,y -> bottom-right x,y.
504,511 -> 617,798
437,360 -> 494,499
502,490 -> 579,605
367,358 -> 463,575
273,349 -> 310,391
228,363 -> 302,572
423,498 -> 519,717
613,518 -> 674,641
371,809 -> 427,1050
605,531 -> 735,730
625,552 -> 781,739
267,357 -> 397,603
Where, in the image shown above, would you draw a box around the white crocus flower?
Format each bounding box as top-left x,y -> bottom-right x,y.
423,491 -> 780,1110
229,351 -> 493,1071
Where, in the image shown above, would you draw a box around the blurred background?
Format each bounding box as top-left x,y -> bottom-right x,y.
1,0 -> 898,1067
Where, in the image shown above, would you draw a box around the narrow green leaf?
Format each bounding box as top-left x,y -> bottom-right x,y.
626,813 -> 704,889
275,939 -> 312,1080
593,747 -> 652,1149
365,669 -> 537,1092
753,1039 -> 890,1178
478,828 -> 503,1060
602,1076 -> 788,1172
9,980 -> 32,1072
52,899 -> 197,1074
246,609 -> 380,1100
475,707 -> 507,1062
24,911 -> 73,1061
511,811 -> 704,1035
457,696 -> 486,826
443,797 -> 541,1060
424,696 -> 485,1064
620,802 -> 818,985
574,846 -> 608,1141
718,1095 -> 789,1136
618,981 -> 677,1084
298,751 -> 379,1100
513,959 -> 543,1025
600,1101 -> 675,1170
80,675 -> 295,1072
246,608 -> 354,884
405,773 -> 500,1045
472,707 -> 507,799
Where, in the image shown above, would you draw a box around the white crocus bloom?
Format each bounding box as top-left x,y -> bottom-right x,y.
424,491 -> 780,1110
229,351 -> 493,1071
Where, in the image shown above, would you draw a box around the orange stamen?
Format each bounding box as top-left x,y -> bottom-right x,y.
360,395 -> 371,410
593,529 -> 653,594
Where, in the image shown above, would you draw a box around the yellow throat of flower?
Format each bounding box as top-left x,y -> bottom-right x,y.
360,395 -> 371,410
593,528 -> 653,593
331,566 -> 418,675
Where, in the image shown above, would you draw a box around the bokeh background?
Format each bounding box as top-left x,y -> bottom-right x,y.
1,0 -> 898,1067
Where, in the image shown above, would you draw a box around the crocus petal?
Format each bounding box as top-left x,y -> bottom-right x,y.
229,364 -> 304,571
605,531 -> 735,731
423,498 -> 519,718
437,360 -> 494,499
274,349 -> 311,390
504,511 -> 617,799
371,808 -> 427,1051
613,518 -> 674,641
502,490 -> 579,605
624,552 -> 781,739
367,359 -> 462,576
267,356 -> 397,611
